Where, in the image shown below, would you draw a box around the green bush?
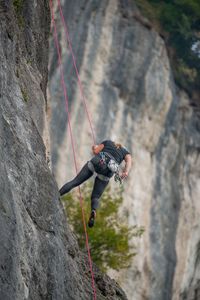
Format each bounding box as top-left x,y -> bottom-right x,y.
62,184 -> 144,272
135,0 -> 200,93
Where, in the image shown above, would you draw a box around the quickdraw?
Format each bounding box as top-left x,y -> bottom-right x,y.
99,152 -> 106,165
99,152 -> 123,184
114,172 -> 123,185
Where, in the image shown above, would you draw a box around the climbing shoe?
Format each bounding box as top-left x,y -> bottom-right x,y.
88,210 -> 96,228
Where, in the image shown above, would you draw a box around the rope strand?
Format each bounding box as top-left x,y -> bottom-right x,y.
57,0 -> 96,145
49,2 -> 97,299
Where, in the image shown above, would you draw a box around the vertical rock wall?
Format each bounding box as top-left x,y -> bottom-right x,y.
48,0 -> 200,299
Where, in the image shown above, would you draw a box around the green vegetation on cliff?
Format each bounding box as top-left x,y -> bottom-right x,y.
62,185 -> 144,272
135,0 -> 200,98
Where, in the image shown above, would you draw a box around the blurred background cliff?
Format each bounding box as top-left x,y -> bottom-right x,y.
48,1 -> 200,299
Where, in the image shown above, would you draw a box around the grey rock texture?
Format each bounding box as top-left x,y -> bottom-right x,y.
48,0 -> 200,300
0,1 -> 127,299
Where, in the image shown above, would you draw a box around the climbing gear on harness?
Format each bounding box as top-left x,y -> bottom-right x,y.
99,152 -> 106,165
107,159 -> 119,173
95,152 -> 123,184
99,152 -> 119,172
114,173 -> 123,184
88,210 -> 96,228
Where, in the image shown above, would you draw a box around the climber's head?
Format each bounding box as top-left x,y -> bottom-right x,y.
113,142 -> 122,149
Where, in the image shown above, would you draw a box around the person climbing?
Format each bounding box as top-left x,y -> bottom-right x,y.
59,140 -> 132,227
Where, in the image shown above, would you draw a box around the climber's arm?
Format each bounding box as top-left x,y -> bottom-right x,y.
92,144 -> 104,155
121,154 -> 132,179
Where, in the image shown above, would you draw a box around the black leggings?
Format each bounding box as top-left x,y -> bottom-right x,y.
59,163 -> 109,210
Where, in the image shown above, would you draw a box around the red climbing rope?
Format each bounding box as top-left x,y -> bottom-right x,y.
57,0 -> 96,145
49,1 -> 97,299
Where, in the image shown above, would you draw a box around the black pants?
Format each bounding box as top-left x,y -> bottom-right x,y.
59,162 -> 109,210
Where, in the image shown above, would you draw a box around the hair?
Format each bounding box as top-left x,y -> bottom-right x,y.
113,142 -> 122,149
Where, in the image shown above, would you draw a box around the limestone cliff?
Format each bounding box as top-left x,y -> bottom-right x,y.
48,1 -> 200,300
0,1 -> 127,299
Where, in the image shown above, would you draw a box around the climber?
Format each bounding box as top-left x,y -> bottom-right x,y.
59,140 -> 132,227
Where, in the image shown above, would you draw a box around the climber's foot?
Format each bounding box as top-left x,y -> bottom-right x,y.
88,210 -> 96,228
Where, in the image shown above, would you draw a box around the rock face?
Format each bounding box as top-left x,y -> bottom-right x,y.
48,0 -> 200,299
0,1 -> 128,299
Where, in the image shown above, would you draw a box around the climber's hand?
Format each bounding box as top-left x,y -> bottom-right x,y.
120,171 -> 129,179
